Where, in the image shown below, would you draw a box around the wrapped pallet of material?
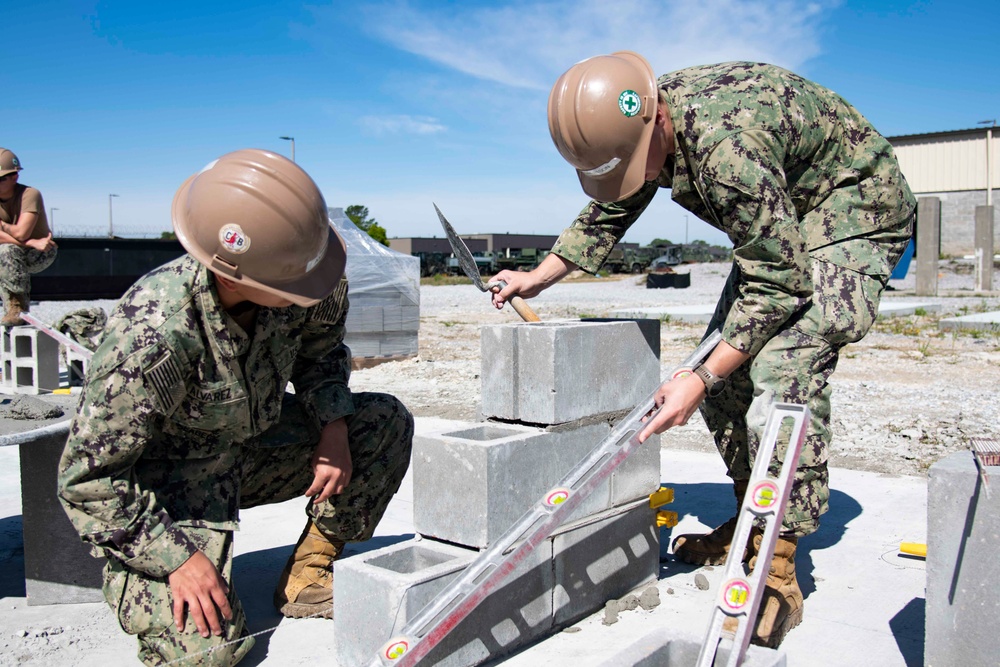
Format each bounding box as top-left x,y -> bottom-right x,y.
328,208 -> 420,363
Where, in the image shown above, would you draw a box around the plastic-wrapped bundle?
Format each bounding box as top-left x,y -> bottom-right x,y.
328,208 -> 420,361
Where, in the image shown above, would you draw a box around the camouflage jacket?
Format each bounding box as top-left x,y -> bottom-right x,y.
57,255 -> 352,577
551,62 -> 916,356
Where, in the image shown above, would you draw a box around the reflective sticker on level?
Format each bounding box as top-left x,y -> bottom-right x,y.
722,578 -> 752,611
385,639 -> 409,660
750,481 -> 779,511
619,89 -> 641,117
545,488 -> 571,507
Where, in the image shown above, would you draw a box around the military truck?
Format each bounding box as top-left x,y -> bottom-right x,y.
604,245 -> 663,273
447,251 -> 496,276
494,247 -> 547,272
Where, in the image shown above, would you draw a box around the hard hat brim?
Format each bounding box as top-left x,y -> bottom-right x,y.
173,174 -> 347,308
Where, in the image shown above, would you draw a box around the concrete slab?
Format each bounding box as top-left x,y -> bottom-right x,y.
876,301 -> 941,317
0,417 -> 931,667
938,310 -> 1000,332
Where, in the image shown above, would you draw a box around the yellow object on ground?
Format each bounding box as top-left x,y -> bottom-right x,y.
899,542 -> 927,558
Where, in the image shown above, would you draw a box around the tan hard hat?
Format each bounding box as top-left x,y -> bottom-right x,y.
548,51 -> 658,202
172,149 -> 346,308
0,148 -> 23,178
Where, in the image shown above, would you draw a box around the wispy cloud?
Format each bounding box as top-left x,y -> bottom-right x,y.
361,0 -> 839,90
359,114 -> 447,137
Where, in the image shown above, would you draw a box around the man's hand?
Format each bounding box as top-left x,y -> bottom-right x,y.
637,374 -> 706,443
25,233 -> 56,252
167,551 -> 232,638
305,418 -> 352,504
490,253 -> 576,310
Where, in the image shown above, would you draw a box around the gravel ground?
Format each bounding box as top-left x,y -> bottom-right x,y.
24,258 -> 1000,477
347,259 -> 1000,477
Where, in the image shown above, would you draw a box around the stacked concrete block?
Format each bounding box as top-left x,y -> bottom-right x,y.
334,498 -> 656,667
344,289 -> 419,359
336,318 -> 665,666
413,420 -> 659,548
480,318 -> 660,424
1,325 -> 60,394
925,450 -> 1000,667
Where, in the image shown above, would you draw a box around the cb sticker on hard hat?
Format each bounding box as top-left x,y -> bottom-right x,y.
750,480 -> 780,513
721,578 -> 752,613
219,223 -> 251,254
618,89 -> 641,117
545,487 -> 571,507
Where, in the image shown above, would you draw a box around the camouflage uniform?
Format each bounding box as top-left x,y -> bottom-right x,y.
58,255 -> 414,666
551,62 -> 915,536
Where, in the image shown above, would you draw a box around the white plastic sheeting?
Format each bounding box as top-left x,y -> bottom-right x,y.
328,208 -> 420,359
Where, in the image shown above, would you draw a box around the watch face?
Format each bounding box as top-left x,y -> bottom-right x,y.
707,380 -> 726,397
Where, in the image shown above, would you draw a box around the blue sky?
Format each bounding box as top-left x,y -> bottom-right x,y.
8,1 -> 998,246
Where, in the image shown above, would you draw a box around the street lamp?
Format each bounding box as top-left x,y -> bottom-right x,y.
978,120 -> 996,206
108,194 -> 119,238
279,136 -> 295,162
49,207 -> 58,236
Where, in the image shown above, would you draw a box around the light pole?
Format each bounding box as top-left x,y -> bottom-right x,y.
108,194 -> 119,238
684,215 -> 689,245
279,136 -> 295,162
978,120 -> 996,206
49,207 -> 59,236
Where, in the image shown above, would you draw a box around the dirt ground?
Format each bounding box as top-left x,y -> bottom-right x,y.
350,260 -> 1000,478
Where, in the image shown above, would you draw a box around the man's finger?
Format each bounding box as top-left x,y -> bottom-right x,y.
211,586 -> 234,623
173,596 -> 187,632
189,598 -> 210,638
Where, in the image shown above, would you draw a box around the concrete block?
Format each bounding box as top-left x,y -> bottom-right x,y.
915,197 -> 940,297
66,347 -> 89,386
333,536 -> 554,667
925,450 -> 1000,667
598,627 -> 785,667
552,498 -> 658,626
480,319 -> 660,425
413,421 -> 660,549
2,326 -> 60,394
19,430 -> 104,604
975,205 -> 994,291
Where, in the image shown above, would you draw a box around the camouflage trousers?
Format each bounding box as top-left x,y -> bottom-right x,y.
700,227 -> 910,537
0,243 -> 56,299
103,391 -> 414,666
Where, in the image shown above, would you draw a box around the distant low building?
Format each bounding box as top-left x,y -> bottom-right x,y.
888,126 -> 999,257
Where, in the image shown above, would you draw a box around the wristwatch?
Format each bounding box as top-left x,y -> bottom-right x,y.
693,363 -> 727,397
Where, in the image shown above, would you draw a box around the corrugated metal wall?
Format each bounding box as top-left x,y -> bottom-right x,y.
892,130 -> 999,193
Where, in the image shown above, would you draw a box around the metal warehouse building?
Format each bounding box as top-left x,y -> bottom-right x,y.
888,125 -> 998,256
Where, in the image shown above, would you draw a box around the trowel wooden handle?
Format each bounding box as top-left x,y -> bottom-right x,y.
509,295 -> 540,322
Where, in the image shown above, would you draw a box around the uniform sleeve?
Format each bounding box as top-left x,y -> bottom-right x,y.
57,347 -> 199,578
550,182 -> 658,273
699,130 -> 811,356
291,278 -> 355,428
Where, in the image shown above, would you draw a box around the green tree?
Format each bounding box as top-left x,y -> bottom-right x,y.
650,238 -> 674,247
345,204 -> 389,246
160,231 -> 177,240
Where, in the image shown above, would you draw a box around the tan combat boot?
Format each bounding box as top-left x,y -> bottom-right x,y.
273,520 -> 345,619
747,534 -> 803,647
1,293 -> 27,327
672,479 -> 750,565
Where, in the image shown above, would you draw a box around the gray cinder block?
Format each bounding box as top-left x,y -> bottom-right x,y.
333,537 -> 554,667
336,498 -> 659,667
925,451 -> 1000,667
413,421 -> 660,549
2,326 -> 60,394
553,498 -> 659,625
480,319 -> 660,424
